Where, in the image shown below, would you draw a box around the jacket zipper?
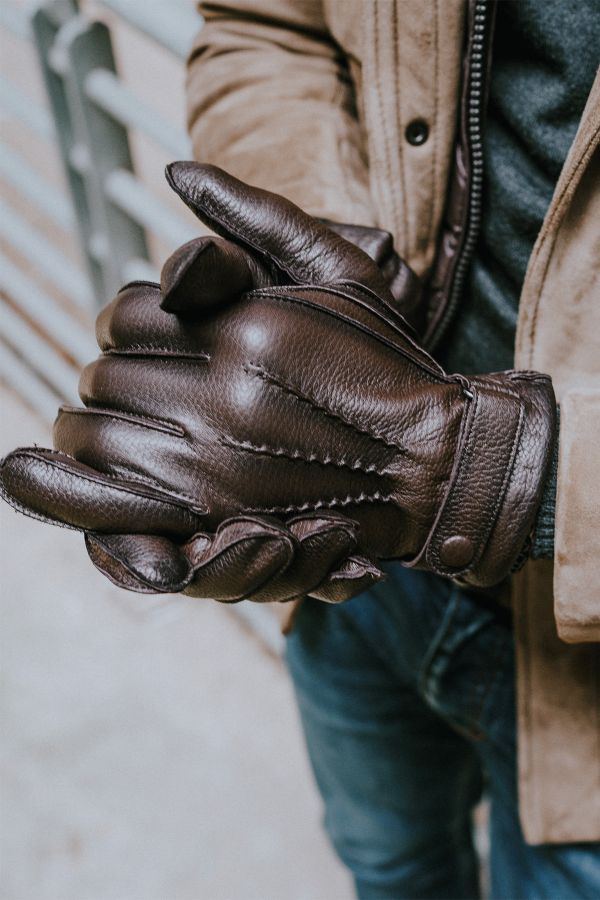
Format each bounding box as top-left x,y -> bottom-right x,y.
427,0 -> 493,350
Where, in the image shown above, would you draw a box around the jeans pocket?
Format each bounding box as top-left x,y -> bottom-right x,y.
417,585 -> 514,741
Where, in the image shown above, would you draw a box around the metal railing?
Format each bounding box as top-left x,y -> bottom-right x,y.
1,0 -> 199,407
0,0 -> 285,655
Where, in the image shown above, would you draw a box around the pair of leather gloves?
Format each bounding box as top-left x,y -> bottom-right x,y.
0,164 -> 557,604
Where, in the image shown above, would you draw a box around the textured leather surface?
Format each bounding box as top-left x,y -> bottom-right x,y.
319,220 -> 425,334
0,163 -> 556,597
160,213 -> 423,329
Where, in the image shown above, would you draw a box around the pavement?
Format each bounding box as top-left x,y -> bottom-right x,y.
0,388 -> 353,900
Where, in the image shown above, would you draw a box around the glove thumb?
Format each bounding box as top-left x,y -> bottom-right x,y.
165,161 -> 393,299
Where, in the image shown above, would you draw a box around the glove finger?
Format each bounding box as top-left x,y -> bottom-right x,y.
182,516 -> 296,601
85,532 -> 192,593
310,555 -> 385,604
53,405 -> 205,514
0,448 -> 205,536
87,517 -> 295,600
244,513 -> 359,603
86,515 -> 372,604
160,236 -> 269,315
165,162 -> 392,298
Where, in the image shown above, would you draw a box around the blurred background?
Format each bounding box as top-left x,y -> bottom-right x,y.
0,1 -> 354,897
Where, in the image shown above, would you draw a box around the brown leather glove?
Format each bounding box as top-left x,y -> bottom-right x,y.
0,164 -> 556,594
160,165 -> 422,330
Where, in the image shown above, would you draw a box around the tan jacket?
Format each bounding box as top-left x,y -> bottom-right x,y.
187,0 -> 600,843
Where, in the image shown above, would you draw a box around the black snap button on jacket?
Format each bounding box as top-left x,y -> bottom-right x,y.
405,119 -> 429,145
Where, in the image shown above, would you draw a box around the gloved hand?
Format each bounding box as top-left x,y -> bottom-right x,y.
93,167 -> 418,600
83,514 -> 382,603
158,163 -> 557,585
0,164 -> 556,596
160,165 -> 422,330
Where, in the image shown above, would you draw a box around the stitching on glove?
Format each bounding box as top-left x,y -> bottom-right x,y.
220,436 -> 389,477
324,280 -> 437,363
476,398 -> 525,566
117,280 -> 159,294
457,388 -> 524,570
245,363 -> 406,456
428,388 -> 481,571
242,490 -> 398,516
10,450 -> 205,515
59,405 -> 186,437
104,347 -> 211,361
426,386 -> 524,574
254,287 -> 445,381
101,463 -> 205,511
0,483 -> 80,532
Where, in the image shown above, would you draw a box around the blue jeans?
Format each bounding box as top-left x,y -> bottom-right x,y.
285,564 -> 600,899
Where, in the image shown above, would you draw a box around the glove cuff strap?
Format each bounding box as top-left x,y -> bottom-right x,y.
406,373 -> 557,587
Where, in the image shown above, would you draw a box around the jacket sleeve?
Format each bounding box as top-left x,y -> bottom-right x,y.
187,0 -> 375,223
514,76 -> 600,644
553,387 -> 600,642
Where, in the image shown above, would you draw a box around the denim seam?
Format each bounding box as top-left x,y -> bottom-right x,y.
417,592 -> 460,700
469,620 -> 513,741
418,588 -> 511,739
